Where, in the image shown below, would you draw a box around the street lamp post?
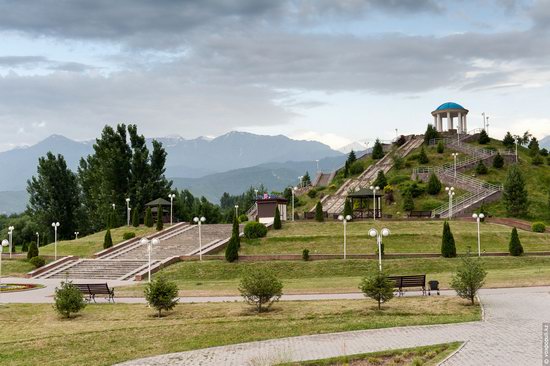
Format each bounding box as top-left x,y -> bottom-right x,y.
368,228 -> 390,271
369,185 -> 380,220
338,215 -> 352,259
472,213 -> 485,257
451,153 -> 459,181
291,187 -> 297,221
126,198 -> 131,226
234,205 -> 239,218
35,232 -> 39,248
1,239 -> 9,295
8,226 -> 14,259
51,222 -> 60,260
315,159 -> 319,173
168,193 -> 176,225
74,232 -> 79,240
140,237 -> 160,282
445,187 -> 455,219
486,116 -> 490,135
112,203 -> 115,210
482,112 -> 486,130
193,216 -> 206,260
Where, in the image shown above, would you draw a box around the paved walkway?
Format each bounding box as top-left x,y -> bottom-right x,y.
116,286 -> 550,366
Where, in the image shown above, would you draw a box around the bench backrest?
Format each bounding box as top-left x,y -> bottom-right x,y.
387,276 -> 402,287
400,275 -> 425,287
74,283 -> 112,295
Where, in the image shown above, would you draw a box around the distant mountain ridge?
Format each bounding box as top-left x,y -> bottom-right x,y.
541,135 -> 550,149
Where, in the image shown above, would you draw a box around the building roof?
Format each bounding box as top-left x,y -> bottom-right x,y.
145,198 -> 171,206
347,188 -> 384,198
435,102 -> 466,111
255,194 -> 288,203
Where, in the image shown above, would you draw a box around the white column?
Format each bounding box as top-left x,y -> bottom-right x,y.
433,115 -> 437,129
463,114 -> 467,133
457,112 -> 462,133
437,114 -> 442,131
447,111 -> 452,130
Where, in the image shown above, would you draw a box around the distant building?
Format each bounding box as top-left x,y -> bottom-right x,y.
145,198 -> 171,223
251,194 -> 288,224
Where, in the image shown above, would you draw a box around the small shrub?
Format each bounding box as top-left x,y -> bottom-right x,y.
156,204 -> 164,231
426,172 -> 442,195
53,281 -> 86,318
238,214 -> 248,223
389,174 -> 409,185
478,129 -> 490,144
359,270 -> 394,310
419,147 -> 429,164
21,242 -> 28,252
532,154 -> 544,165
541,148 -> 549,157
315,201 -> 324,222
492,153 -> 504,169
441,221 -> 457,258
225,216 -> 240,262
450,255 -> 487,305
144,207 -> 153,227
244,222 -> 268,239
436,141 -> 444,153
29,256 -> 46,268
402,191 -> 414,211
122,232 -> 136,240
509,227 -> 524,256
27,240 -> 39,259
402,181 -> 424,198
392,154 -> 404,170
420,199 -> 441,211
132,207 -> 140,227
238,268 -> 283,312
343,199 -> 353,217
475,160 -> 488,175
273,206 -> 282,230
532,222 -> 546,233
302,248 -> 310,261
144,275 -> 179,318
373,170 -> 388,189
307,189 -> 317,198
103,229 -> 113,249
349,160 -> 365,175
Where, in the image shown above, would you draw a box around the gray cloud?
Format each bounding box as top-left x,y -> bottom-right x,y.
0,56 -> 47,66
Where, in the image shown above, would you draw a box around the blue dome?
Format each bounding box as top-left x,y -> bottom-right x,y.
435,102 -> 465,111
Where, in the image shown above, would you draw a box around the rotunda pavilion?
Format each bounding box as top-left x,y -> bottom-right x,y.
431,102 -> 469,133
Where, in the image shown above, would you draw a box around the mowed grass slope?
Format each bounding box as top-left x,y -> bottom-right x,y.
116,256 -> 550,297
38,225 -> 159,258
0,298 -> 479,366
235,221 -> 550,255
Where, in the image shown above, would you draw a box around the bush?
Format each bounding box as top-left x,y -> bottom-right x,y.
424,124 -> 439,145
122,232 -> 136,240
492,153 -> 504,169
238,214 -> 248,223
27,240 -> 39,259
426,172 -> 442,195
389,174 -> 410,185
532,222 -> 546,233
509,227 -> 524,256
156,204 -> 164,231
541,148 -> 549,157
441,221 -> 456,258
349,160 -> 365,175
238,268 -> 283,312
420,199 -> 442,211
302,248 -> 310,261
395,135 -> 407,147
402,191 -> 414,211
103,229 -> 113,249
359,270 -> 394,310
132,207 -> 140,227
475,160 -> 488,175
273,206 -> 282,230
343,199 -> 353,217
315,201 -> 324,222
21,242 -> 28,252
478,129 -> 490,144
244,222 -> 268,239
532,154 -> 544,165
53,281 -> 86,318
29,256 -> 46,268
392,154 -> 404,170
144,275 -> 179,318
402,181 -> 424,198
372,170 -> 388,189
144,207 -> 153,227
450,256 -> 487,305
418,147 -> 429,164
436,141 -> 444,153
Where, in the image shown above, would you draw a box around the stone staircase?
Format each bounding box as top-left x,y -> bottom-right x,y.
319,135 -> 424,214
32,223 -> 236,280
312,171 -> 336,187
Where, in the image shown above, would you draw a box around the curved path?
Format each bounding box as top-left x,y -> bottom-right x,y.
117,286 -> 550,366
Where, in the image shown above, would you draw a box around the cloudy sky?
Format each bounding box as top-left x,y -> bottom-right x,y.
0,0 -> 549,151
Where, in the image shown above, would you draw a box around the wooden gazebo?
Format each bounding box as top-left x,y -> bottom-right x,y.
145,198 -> 171,223
346,188 -> 384,219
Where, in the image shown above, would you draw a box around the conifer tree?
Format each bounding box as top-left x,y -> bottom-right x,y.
478,129 -> 490,144
232,213 -> 241,249
509,227 -> 524,256
273,206 -> 282,230
426,172 -> 442,195
225,215 -> 240,262
423,124 -> 439,145
502,165 -> 528,217
419,146 -> 429,164
528,137 -> 540,156
503,132 -> 515,148
347,150 -> 357,165
27,240 -> 39,259
402,191 -> 414,211
103,228 -> 113,249
156,204 -> 164,231
132,207 -> 140,227
441,221 -> 457,258
301,171 -> 311,187
343,199 -> 353,217
373,170 -> 388,189
436,141 -> 444,153
372,139 -> 384,159
492,153 -> 504,169
144,207 -> 154,227
475,160 -> 488,175
315,201 -> 324,222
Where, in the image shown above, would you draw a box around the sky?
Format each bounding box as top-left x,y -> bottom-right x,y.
0,0 -> 549,152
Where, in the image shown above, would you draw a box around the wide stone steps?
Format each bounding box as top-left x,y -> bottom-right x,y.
44,259 -> 150,280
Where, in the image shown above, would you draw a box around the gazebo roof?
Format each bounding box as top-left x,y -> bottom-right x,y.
347,188 -> 384,198
435,102 -> 466,111
145,198 -> 171,206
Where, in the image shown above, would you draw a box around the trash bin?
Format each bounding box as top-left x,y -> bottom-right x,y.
428,280 -> 440,296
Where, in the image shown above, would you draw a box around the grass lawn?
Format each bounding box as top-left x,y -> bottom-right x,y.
0,298 -> 478,366
233,221 -> 550,255
116,256 -> 550,297
280,342 -> 461,366
38,225 -> 159,258
0,259 -> 36,277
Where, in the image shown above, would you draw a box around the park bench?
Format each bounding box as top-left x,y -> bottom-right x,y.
387,275 -> 426,296
74,283 -> 115,303
407,211 -> 432,218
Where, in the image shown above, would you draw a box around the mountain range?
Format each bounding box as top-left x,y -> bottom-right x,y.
0,132 -> 345,213
541,135 -> 550,150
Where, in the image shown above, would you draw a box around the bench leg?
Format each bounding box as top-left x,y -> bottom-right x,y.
91,294 -> 97,303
